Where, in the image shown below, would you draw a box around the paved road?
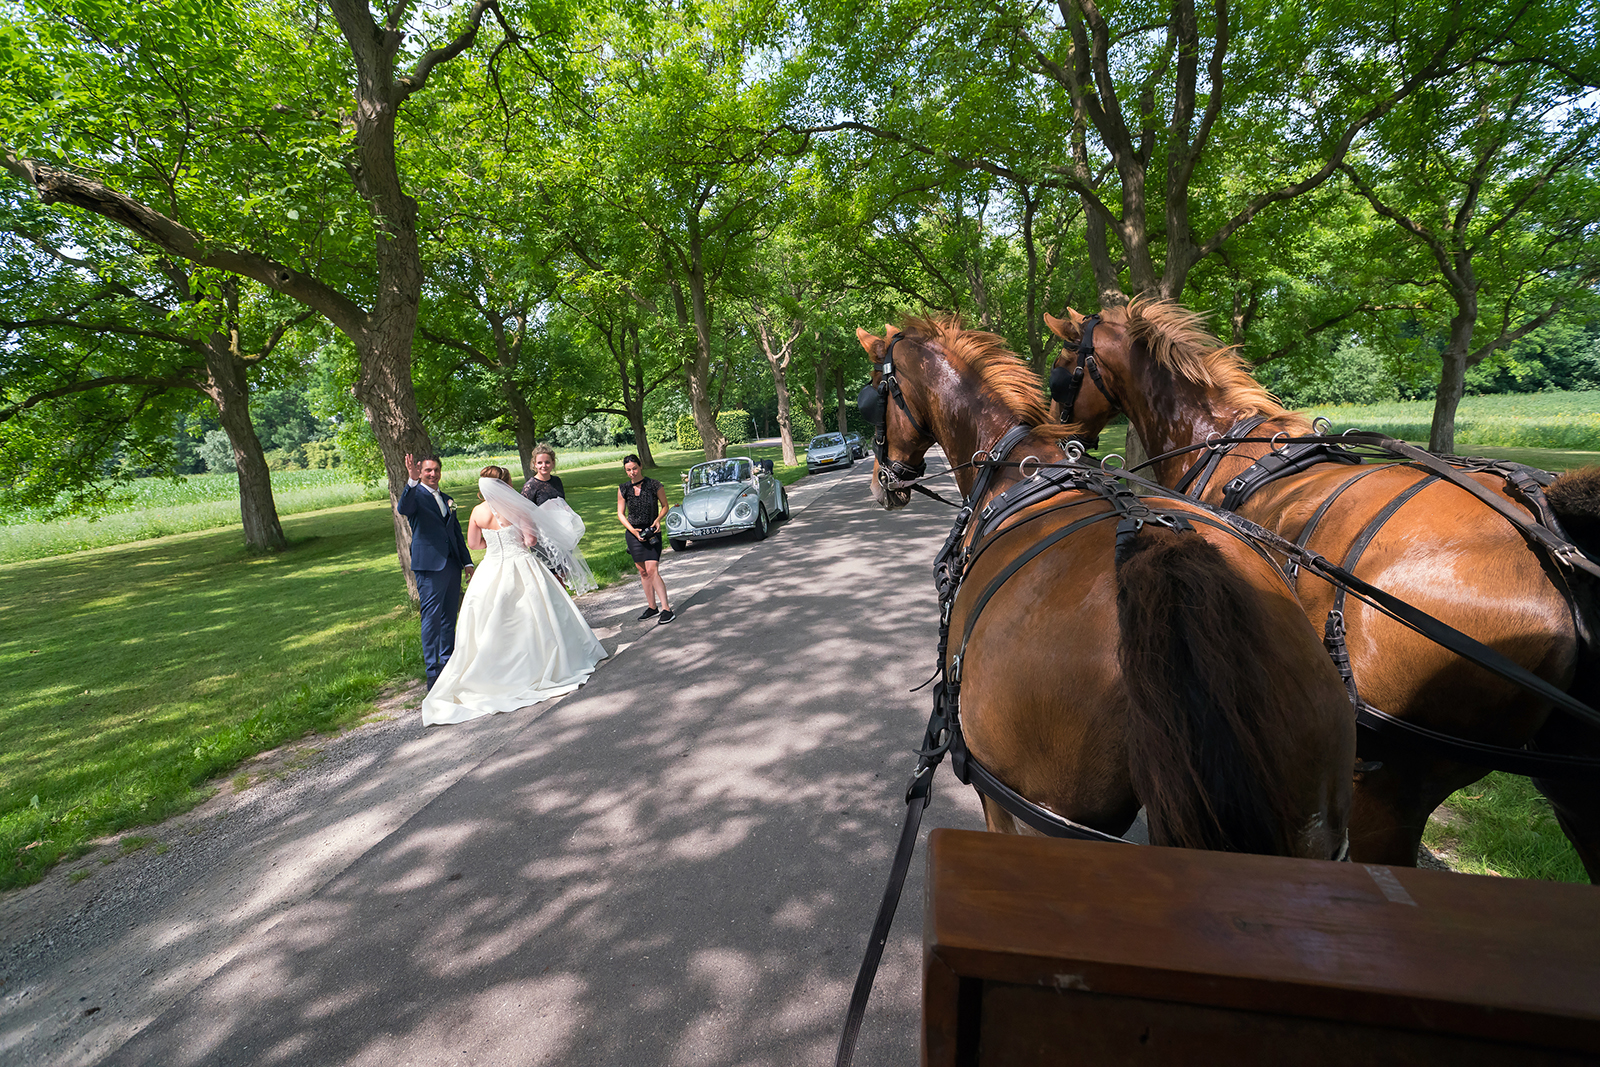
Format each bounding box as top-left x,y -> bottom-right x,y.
3,461 -> 986,1066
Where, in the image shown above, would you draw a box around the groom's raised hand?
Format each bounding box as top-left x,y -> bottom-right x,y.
404,452 -> 421,482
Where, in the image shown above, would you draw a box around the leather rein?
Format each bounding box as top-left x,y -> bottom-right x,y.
1048,324 -> 1600,779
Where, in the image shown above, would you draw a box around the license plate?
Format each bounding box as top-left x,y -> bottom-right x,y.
820,456 -> 835,463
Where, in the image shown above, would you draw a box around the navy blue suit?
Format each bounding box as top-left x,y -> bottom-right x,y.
397,481 -> 473,688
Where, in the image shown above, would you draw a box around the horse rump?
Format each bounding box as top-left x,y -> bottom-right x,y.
1114,530 -> 1303,855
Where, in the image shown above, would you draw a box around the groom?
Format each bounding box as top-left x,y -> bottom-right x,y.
399,453 -> 475,690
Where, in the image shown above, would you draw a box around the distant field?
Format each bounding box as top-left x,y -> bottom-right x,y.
0,446 -> 689,564
1304,390 -> 1600,453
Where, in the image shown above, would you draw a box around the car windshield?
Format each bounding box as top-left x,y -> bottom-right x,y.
810,434 -> 844,448
687,460 -> 750,489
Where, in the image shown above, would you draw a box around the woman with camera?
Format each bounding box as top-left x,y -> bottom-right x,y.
618,455 -> 674,623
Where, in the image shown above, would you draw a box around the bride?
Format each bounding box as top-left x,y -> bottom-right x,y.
421,465 -> 608,727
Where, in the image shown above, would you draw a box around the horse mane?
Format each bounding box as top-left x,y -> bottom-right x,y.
1122,301 -> 1310,431
898,315 -> 1072,440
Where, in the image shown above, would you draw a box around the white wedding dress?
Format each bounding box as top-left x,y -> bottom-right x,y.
421,523 -> 608,726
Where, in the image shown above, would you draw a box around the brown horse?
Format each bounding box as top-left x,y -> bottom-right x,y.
1045,301 -> 1600,879
856,317 -> 1355,857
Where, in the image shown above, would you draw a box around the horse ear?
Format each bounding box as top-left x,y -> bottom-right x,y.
856,326 -> 884,358
1044,309 -> 1085,340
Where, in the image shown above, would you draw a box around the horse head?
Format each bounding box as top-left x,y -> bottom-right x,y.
1044,307 -> 1125,440
856,324 -> 934,511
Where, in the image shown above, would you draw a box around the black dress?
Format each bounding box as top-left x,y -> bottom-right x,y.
521,474 -> 565,505
520,475 -> 569,579
621,476 -> 663,563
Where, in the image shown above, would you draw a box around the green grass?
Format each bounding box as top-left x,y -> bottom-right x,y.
1304,390 -> 1600,454
0,445 -> 805,890
1424,773 -> 1589,882
0,445 -> 695,564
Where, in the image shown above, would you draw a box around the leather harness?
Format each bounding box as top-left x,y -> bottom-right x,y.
1053,327 -> 1600,781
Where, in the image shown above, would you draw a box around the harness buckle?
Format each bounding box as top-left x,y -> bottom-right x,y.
949,654 -> 962,685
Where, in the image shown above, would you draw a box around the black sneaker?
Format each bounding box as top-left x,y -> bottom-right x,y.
657,609 -> 676,624
637,606 -> 660,620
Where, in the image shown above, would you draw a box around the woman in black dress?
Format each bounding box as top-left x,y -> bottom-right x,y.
617,454 -> 674,623
521,444 -> 570,580
521,444 -> 565,506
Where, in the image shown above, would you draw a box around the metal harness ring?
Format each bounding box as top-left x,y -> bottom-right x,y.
1019,455 -> 1040,479
1271,431 -> 1289,453
1101,453 -> 1126,472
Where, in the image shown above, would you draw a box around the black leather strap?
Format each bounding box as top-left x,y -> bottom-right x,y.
949,728 -> 1132,842
1330,474 -> 1440,617
1174,415 -> 1270,497
1356,703 -> 1600,780
1221,440 -> 1362,511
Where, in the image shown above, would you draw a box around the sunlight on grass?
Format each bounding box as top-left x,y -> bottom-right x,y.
1423,773 -> 1588,882
0,444 -> 807,889
1303,391 -> 1600,455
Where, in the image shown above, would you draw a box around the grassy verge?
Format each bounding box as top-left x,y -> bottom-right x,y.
1424,774 -> 1589,882
1,503 -> 422,890
0,447 -> 805,890
1303,391 -> 1600,453
0,445 -> 693,565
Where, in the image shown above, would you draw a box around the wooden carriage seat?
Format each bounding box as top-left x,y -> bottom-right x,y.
923,828 -> 1600,1066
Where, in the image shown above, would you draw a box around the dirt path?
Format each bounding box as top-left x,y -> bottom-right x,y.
0,473 -> 849,1067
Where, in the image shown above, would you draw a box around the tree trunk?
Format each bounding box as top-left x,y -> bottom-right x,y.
351,327 -> 435,602
834,364 -> 848,435
811,350 -> 829,430
680,239 -> 727,460
1430,306 -> 1477,455
201,336 -> 286,553
505,379 -> 537,482
1083,198 -> 1126,309
1020,186 -> 1047,372
773,368 -> 797,466
1123,423 -> 1149,470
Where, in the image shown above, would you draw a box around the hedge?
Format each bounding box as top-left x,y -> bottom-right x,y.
717,409 -> 751,444
676,414 -> 702,449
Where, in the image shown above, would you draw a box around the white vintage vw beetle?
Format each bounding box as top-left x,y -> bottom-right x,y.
664,457 -> 790,551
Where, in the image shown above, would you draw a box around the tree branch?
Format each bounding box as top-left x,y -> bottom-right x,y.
3,153 -> 371,338
398,0 -> 497,100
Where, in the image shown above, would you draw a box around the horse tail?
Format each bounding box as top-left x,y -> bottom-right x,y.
1547,465 -> 1600,563
1114,530 -> 1300,854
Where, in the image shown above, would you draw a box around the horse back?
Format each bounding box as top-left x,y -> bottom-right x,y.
949,495 -> 1137,830
1231,458 -> 1579,737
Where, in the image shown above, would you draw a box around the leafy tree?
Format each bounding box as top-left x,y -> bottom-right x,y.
1339,61 -> 1600,451
563,3 -> 805,459
799,0 -> 1545,311
0,201 -> 308,549
0,0 -> 528,589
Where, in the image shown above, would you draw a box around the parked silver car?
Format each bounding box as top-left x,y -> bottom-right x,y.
806,432 -> 855,474
665,457 -> 789,551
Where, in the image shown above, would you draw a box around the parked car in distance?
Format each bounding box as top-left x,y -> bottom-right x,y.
806,432 -> 854,474
845,432 -> 865,459
665,457 -> 789,551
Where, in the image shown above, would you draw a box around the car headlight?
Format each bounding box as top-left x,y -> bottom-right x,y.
733,501 -> 753,521
667,512 -> 685,530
